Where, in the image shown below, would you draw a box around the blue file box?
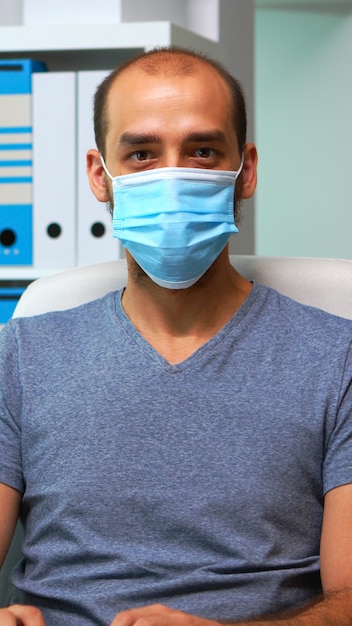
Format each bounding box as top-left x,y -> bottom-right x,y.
0,59 -> 46,265
0,281 -> 31,324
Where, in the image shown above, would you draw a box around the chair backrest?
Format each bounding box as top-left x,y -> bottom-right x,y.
13,255 -> 352,320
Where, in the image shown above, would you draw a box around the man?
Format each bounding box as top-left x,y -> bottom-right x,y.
0,46 -> 352,626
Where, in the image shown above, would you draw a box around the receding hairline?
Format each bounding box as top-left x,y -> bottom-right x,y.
106,50 -> 234,110
106,51 -> 232,118
117,48 -> 221,77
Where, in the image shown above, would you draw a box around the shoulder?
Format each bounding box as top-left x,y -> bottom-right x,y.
255,283 -> 352,331
3,290 -> 120,349
251,284 -> 352,353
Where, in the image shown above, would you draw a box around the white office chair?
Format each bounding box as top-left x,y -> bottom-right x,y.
12,255 -> 352,319
2,254 -> 352,607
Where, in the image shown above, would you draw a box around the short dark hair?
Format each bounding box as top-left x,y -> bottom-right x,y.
93,46 -> 247,158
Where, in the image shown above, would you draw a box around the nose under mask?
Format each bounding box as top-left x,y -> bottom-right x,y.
101,159 -> 243,289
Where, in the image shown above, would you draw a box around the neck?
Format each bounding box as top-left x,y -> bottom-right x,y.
121,248 -> 252,365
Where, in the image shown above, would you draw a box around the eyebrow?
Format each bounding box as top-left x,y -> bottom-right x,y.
184,130 -> 228,144
119,133 -> 160,146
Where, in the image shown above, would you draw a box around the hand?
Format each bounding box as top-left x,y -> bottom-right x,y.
110,604 -> 221,626
0,605 -> 46,625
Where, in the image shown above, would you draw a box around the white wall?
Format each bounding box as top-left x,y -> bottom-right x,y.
0,0 -> 22,24
255,7 -> 352,259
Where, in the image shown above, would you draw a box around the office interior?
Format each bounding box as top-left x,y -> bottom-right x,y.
0,0 -> 351,272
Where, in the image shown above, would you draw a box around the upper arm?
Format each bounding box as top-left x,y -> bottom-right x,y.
0,483 -> 21,569
320,483 -> 352,593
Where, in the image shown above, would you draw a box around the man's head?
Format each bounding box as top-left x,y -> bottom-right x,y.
88,46 -> 257,224
87,48 -> 258,272
87,46 -> 257,288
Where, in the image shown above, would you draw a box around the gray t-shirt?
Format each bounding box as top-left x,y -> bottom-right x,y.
0,284 -> 352,626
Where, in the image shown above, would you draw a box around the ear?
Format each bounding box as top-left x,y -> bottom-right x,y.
240,143 -> 258,200
86,148 -> 110,202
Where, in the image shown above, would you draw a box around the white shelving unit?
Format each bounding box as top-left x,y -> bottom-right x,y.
0,21 -> 219,71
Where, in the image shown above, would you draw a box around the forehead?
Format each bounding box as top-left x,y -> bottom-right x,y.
105,62 -> 233,137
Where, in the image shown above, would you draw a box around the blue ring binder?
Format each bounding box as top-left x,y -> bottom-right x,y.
0,59 -> 46,267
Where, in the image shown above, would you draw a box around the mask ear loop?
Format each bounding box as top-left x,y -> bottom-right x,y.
100,154 -> 114,181
236,155 -> 244,179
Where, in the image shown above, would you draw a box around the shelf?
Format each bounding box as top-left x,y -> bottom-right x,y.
0,22 -> 219,71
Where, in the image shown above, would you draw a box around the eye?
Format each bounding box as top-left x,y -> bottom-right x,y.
130,150 -> 152,162
194,147 -> 217,159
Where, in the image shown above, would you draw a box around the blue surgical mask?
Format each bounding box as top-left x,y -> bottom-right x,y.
101,159 -> 243,289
